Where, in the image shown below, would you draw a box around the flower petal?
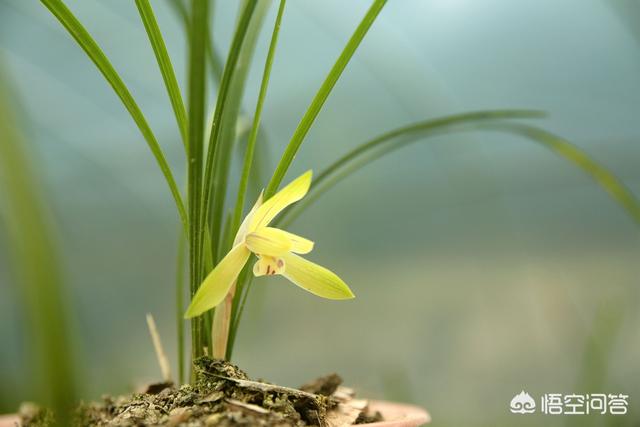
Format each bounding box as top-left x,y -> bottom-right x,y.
271,228 -> 314,254
245,227 -> 292,257
281,252 -> 354,300
234,192 -> 263,245
184,244 -> 251,318
253,255 -> 285,276
247,226 -> 314,255
249,170 -> 312,231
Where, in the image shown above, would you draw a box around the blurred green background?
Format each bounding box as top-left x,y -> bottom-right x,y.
1,1 -> 639,426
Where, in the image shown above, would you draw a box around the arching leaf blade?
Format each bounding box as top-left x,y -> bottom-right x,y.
265,0 -> 388,197
40,0 -> 188,234
135,0 -> 189,149
277,110 -> 545,227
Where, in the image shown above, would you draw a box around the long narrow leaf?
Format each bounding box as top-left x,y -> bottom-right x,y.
174,229 -> 187,384
167,0 -> 224,84
199,1 -> 258,268
170,0 -> 271,220
201,224 -> 215,351
169,0 -> 269,209
40,0 -> 188,235
277,115 -> 640,228
208,2 -> 273,359
479,123 -> 640,224
0,72 -> 77,426
226,0 -> 287,359
187,0 -> 209,360
135,0 -> 189,150
231,0 -> 286,242
227,262 -> 254,360
265,0 -> 387,197
209,0 -> 272,262
277,110 -> 545,226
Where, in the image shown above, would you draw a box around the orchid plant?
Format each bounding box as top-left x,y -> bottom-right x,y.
21,0 -> 640,422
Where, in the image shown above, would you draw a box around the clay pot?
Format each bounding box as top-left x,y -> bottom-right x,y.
0,415 -> 17,427
0,400 -> 430,426
367,401 -> 431,426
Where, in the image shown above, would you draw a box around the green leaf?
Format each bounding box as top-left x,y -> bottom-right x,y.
276,113 -> 640,229
265,0 -> 388,197
277,110 -> 546,227
0,69 -> 77,426
231,0 -> 286,247
226,261 -> 254,360
479,123 -> 640,225
167,0 -> 224,84
40,0 -> 188,236
135,0 -> 189,150
186,0 -> 209,359
206,1 -> 274,360
209,0 -> 272,262
201,224 -> 216,351
169,0 -> 269,212
199,0 -> 258,265
226,3 -> 287,357
174,229 -> 187,385
221,211 -> 235,255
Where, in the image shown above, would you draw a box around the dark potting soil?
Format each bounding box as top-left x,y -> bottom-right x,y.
20,357 -> 382,426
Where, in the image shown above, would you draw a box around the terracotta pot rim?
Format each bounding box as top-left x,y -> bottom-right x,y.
0,400 -> 430,426
366,400 -> 431,426
0,415 -> 18,427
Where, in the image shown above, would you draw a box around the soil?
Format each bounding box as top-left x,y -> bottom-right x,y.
20,357 -> 382,426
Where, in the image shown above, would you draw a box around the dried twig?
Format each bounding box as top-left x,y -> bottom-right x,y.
225,398 -> 270,414
209,374 -> 322,401
146,313 -> 172,382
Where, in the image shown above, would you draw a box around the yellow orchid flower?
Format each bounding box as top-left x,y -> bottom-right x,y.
184,170 -> 354,318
